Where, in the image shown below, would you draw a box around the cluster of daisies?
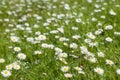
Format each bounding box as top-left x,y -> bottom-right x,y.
0,0 -> 120,79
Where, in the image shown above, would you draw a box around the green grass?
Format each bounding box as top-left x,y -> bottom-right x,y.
0,0 -> 120,80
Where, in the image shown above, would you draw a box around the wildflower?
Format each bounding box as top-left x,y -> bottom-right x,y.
13,64 -> 20,70
6,64 -> 13,70
87,32 -> 96,39
72,35 -> 81,40
87,0 -> 92,3
55,47 -> 63,53
59,53 -> 68,58
84,39 -> 91,43
0,58 -> 5,63
1,70 -> 11,77
80,46 -> 89,54
59,37 -> 69,42
26,37 -> 34,43
105,25 -> 113,30
97,52 -> 105,57
89,57 -> 97,63
41,43 -> 48,48
64,4 -> 70,10
38,35 -> 46,41
78,71 -> 85,74
14,47 -> 21,52
63,43 -> 69,47
114,32 -> 120,35
70,43 -> 78,49
64,73 -> 73,78
61,66 -> 70,72
94,67 -> 104,75
88,42 -> 98,47
72,27 -> 78,30
95,29 -> 103,35
109,9 -> 116,15
106,59 -> 114,66
10,36 -> 19,42
57,27 -> 64,33
34,51 -> 42,55
105,37 -> 113,42
116,69 -> 120,75
74,67 -> 82,71
17,53 -> 26,60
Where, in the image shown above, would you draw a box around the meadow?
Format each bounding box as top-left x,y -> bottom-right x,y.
0,0 -> 120,80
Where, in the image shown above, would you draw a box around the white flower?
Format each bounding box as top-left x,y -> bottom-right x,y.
17,53 -> 26,60
80,46 -> 89,54
63,43 -> 69,47
14,47 -> 21,52
78,71 -> 85,74
35,31 -> 41,35
38,35 -> 46,41
10,36 -> 19,42
34,24 -> 39,28
11,62 -> 18,67
61,66 -> 70,72
105,25 -> 113,30
87,0 -> 92,3
55,47 -> 62,53
97,52 -> 105,57
114,32 -> 120,35
59,37 -> 69,42
59,58 -> 68,64
89,57 -> 97,63
0,58 -> 5,63
116,69 -> 120,75
1,70 -> 11,77
88,42 -> 98,47
87,32 -> 96,39
59,53 -> 68,58
64,73 -> 73,78
74,67 -> 82,71
72,35 -> 81,40
57,27 -> 64,33
106,59 -> 114,66
72,27 -> 78,30
50,30 -> 58,34
64,4 -> 70,10
95,29 -> 103,35
109,9 -> 116,15
34,50 -> 42,55
84,39 -> 91,43
105,37 -> 113,42
94,67 -> 104,75
92,17 -> 97,21
6,64 -> 13,70
47,44 -> 54,49
100,15 -> 106,19
70,43 -> 78,49
41,43 -> 48,48
26,37 -> 34,43
13,64 -> 20,70
76,18 -> 82,23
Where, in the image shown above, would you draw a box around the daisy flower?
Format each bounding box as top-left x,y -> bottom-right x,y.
1,70 -> 11,77
105,37 -> 113,42
61,66 -> 70,72
64,73 -> 73,78
116,69 -> 120,75
17,53 -> 26,60
94,67 -> 104,75
0,58 -> 5,63
14,47 -> 21,52
106,59 -> 114,66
